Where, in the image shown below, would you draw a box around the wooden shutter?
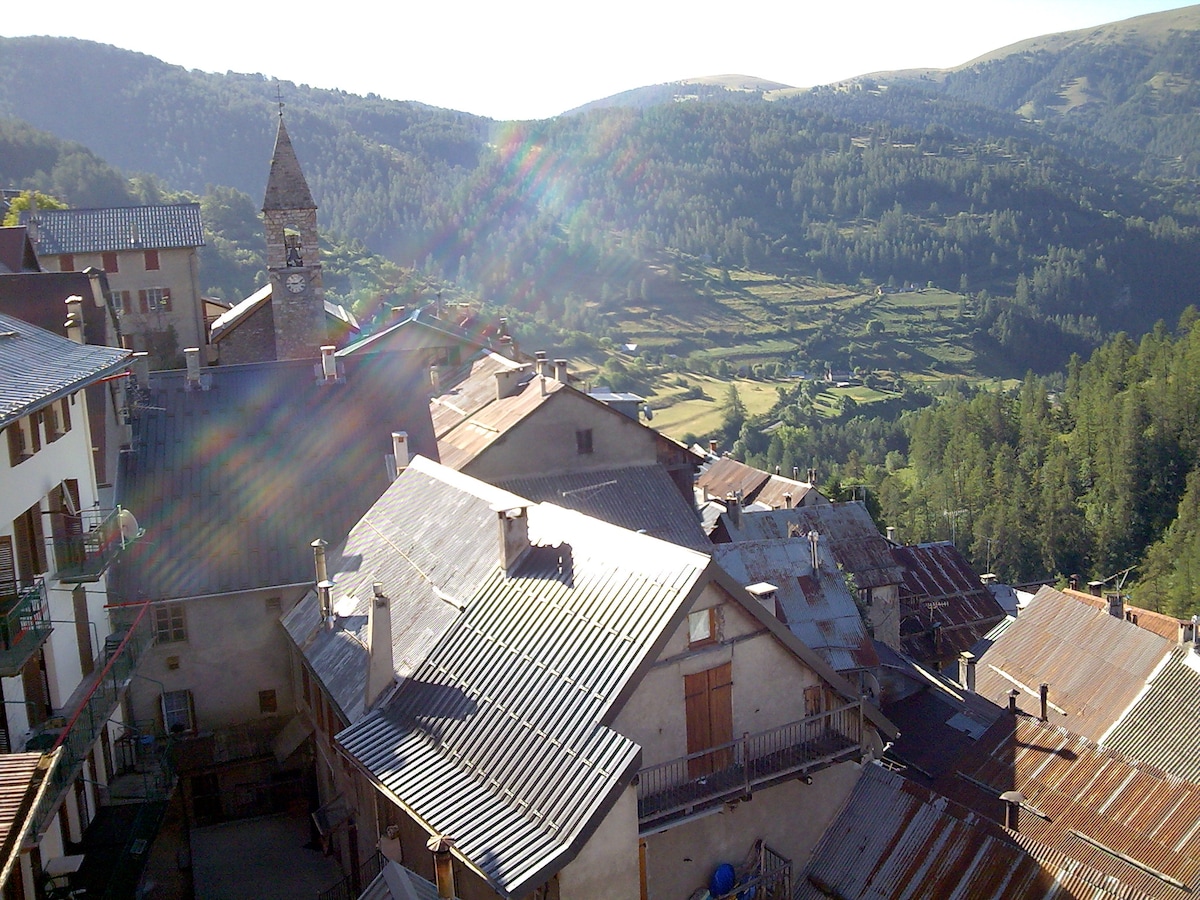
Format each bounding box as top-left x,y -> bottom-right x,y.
138,290 -> 149,314
6,425 -> 23,466
28,416 -> 39,454
684,662 -> 733,777
162,288 -> 172,311
13,505 -> 45,585
0,536 -> 15,599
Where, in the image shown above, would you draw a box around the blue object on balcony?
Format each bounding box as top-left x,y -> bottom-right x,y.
710,863 -> 736,895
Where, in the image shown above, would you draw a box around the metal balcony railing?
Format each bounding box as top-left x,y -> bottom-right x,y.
636,702 -> 864,829
29,601 -> 154,839
54,507 -> 139,583
0,577 -> 52,676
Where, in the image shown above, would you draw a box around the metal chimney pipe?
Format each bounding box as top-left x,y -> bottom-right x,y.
1039,683 -> 1049,721
1008,689 -> 1020,714
426,835 -> 456,899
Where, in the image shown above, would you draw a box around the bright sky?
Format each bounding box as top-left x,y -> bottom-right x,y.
4,1 -> 1194,120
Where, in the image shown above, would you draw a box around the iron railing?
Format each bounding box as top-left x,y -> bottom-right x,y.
636,702 -> 863,828
29,601 -> 154,838
317,849 -> 385,900
710,841 -> 792,900
54,507 -> 137,583
0,577 -> 51,676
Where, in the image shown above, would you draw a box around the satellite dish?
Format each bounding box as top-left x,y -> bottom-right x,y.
117,508 -> 144,542
60,482 -> 79,517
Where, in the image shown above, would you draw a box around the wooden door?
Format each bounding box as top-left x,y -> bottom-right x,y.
685,662 -> 733,777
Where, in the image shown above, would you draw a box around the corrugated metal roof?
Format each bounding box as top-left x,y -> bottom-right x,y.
1103,647 -> 1200,782
797,763 -> 1132,900
972,586 -> 1172,741
1064,587 -> 1187,643
719,503 -> 905,589
0,312 -> 130,427
937,716 -> 1200,899
496,465 -> 712,553
892,542 -> 1007,664
714,538 -> 878,672
696,456 -> 771,503
110,355 -> 437,602
24,203 -> 205,254
358,862 -> 442,900
0,752 -> 50,888
338,502 -> 712,899
283,456 -> 530,725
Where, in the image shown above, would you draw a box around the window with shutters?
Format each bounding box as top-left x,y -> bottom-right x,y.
138,288 -> 171,313
144,249 -> 160,271
102,252 -> 119,272
162,689 -> 195,734
5,424 -> 26,467
50,480 -> 83,573
59,254 -> 74,271
44,400 -> 70,443
684,662 -> 733,777
259,689 -> 278,714
108,290 -> 130,314
575,428 -> 594,455
0,537 -> 16,602
13,501 -> 46,584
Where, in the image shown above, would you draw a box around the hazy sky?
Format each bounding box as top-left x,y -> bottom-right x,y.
4,1 -> 1194,120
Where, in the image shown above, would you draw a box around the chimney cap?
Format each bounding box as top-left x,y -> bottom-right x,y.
426,834 -> 455,853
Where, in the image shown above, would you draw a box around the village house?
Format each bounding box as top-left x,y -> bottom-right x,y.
21,203 -> 206,368
283,456 -> 898,900
0,313 -> 156,898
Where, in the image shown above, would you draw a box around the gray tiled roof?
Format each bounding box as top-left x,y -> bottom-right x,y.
110,355 -> 437,601
23,204 -> 204,255
0,312 -> 130,427
496,464 -> 712,552
263,117 -> 316,211
338,500 -> 713,898
1103,646 -> 1200,781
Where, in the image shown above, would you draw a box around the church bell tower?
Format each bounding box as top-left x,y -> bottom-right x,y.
263,112 -> 327,360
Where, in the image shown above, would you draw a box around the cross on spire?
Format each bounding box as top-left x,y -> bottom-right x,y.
276,82 -> 285,118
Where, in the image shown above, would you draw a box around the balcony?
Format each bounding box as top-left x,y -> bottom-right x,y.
54,506 -> 141,584
29,601 -> 155,839
0,577 -> 52,676
636,702 -> 865,831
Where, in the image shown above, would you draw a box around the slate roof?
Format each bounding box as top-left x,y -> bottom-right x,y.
337,500 -> 715,898
1102,646 -> 1200,782
283,456 -> 530,726
714,538 -> 879,672
797,762 -> 1159,900
0,313 -> 130,427
0,269 -> 117,348
892,542 -> 1007,663
972,585 -> 1172,740
935,716 -> 1200,900
495,464 -> 711,552
718,503 -> 904,590
109,354 -> 436,601
23,204 -> 204,255
0,227 -> 41,273
263,117 -> 316,211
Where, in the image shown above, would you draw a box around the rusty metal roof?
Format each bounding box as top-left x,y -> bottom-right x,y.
972,586 -> 1173,741
0,751 -> 51,889
797,762 -> 1146,900
892,542 -> 1007,665
338,502 -> 713,898
1064,587 -> 1188,643
696,455 -> 771,502
714,537 -> 878,672
1103,647 -> 1200,782
937,716 -> 1200,899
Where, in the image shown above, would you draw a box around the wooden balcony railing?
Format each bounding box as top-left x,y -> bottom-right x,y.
636,702 -> 864,829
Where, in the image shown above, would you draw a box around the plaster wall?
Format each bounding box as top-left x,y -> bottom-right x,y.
558,785 -> 640,899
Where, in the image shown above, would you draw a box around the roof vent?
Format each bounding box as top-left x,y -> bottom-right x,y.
183,348 -> 211,391
315,346 -> 343,384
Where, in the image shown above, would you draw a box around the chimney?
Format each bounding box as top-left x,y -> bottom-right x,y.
499,316 -> 509,338
184,347 -> 201,386
961,651 -> 976,692
426,835 -> 456,899
496,505 -> 531,575
1106,592 -> 1124,619
554,358 -> 569,382
131,352 -> 150,388
783,492 -> 792,509
1008,689 -> 1020,714
85,267 -> 107,309
498,334 -> 514,359
364,582 -> 394,710
320,345 -> 338,382
26,200 -> 38,243
429,364 -> 441,393
809,530 -> 820,571
129,222 -> 140,246
725,493 -> 741,530
535,350 -> 551,378
1039,683 -> 1049,722
391,432 -> 410,471
64,296 -> 83,343
312,539 -> 331,619
494,367 -> 525,400
807,467 -> 817,484
1068,574 -> 1079,591
886,525 -> 896,542
1087,580 -> 1103,597
709,440 -> 718,456
1000,791 -> 1023,831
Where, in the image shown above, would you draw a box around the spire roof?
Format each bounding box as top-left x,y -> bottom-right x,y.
262,115 -> 316,212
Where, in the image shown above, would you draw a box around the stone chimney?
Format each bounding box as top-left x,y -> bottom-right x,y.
783,492 -> 792,509
1106,592 -> 1124,619
64,296 -> 83,344
426,835 -> 456,899
185,347 -> 201,387
553,358 -> 569,382
709,439 -> 718,456
725,493 -> 741,530
494,366 -> 526,400
364,582 -> 394,711
535,350 -> 551,378
496,505 -> 531,575
960,651 -> 976,692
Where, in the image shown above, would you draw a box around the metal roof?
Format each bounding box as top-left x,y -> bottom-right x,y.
798,762 -> 1160,900
496,464 -> 712,552
718,503 -> 904,589
0,751 -> 52,890
936,716 -> 1200,899
1064,587 -> 1188,643
714,538 -> 878,672
283,456 -> 531,725
0,313 -> 130,427
209,283 -> 360,343
24,203 -> 205,254
0,269 -> 117,348
338,502 -> 713,898
110,355 -> 437,602
972,586 -> 1172,741
697,456 -> 770,502
1103,647 -> 1200,782
892,542 -> 1007,664
0,227 -> 40,273
359,862 -> 443,900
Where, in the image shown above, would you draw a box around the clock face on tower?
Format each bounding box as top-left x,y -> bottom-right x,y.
286,272 -> 306,294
